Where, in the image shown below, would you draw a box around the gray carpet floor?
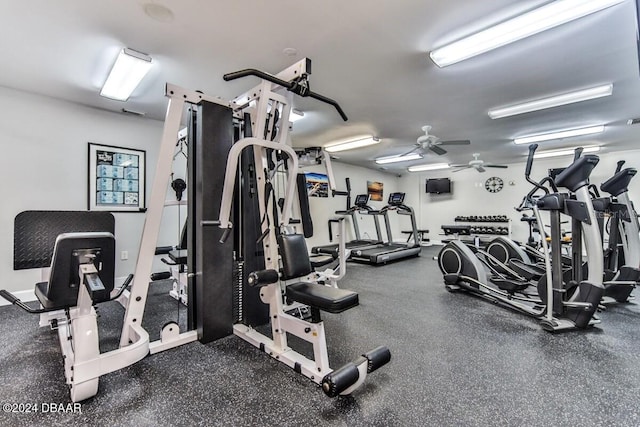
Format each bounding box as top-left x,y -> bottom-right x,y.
0,246 -> 639,426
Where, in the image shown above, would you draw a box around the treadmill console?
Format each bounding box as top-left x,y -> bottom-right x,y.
354,194 -> 369,207
388,192 -> 405,206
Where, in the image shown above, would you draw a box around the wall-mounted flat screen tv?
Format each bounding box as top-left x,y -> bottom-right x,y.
426,178 -> 451,194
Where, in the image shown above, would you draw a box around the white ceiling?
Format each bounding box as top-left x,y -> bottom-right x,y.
2,0 -> 639,175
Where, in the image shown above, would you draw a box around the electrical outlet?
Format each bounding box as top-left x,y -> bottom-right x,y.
121,251 -> 128,260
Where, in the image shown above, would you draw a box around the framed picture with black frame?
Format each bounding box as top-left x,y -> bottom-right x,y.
88,143 -> 146,212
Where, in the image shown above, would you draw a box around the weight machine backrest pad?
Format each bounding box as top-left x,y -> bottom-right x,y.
296,173 -> 314,238
14,211 -> 115,270
40,232 -> 115,308
179,220 -> 188,250
278,234 -> 313,280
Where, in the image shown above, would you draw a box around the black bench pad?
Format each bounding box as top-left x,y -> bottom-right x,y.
309,254 -> 336,268
35,282 -> 70,311
286,282 -> 358,313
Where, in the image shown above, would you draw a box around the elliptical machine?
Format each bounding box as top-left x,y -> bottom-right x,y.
438,144 -> 603,332
596,160 -> 639,302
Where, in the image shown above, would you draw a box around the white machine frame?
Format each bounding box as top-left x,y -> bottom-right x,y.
4,59 -> 386,402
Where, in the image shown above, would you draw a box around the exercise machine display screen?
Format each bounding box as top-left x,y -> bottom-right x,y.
388,192 -> 405,205
355,194 -> 369,206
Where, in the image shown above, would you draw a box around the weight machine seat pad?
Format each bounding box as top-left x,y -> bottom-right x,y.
169,249 -> 188,265
35,281 -> 67,311
309,254 -> 336,268
286,282 -> 359,313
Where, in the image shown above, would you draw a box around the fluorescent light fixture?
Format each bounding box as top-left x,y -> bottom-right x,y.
375,153 -> 423,164
513,125 -> 605,145
324,136 -> 380,153
430,0 -> 624,67
489,84 -> 613,119
290,109 -> 305,122
100,48 -> 153,101
533,146 -> 600,159
408,163 -> 451,172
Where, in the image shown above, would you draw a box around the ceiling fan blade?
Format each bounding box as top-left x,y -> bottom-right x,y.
476,166 -> 486,173
429,145 -> 447,155
440,140 -> 471,146
400,145 -> 422,156
451,165 -> 472,172
486,164 -> 508,169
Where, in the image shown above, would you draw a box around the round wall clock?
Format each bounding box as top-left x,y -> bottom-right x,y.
485,177 -> 503,193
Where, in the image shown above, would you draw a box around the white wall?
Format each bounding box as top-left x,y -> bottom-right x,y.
0,85 -> 401,294
301,162 -> 402,249
0,86 -> 184,293
400,149 -> 640,245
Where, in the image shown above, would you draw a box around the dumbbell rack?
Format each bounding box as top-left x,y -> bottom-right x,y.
441,215 -> 511,247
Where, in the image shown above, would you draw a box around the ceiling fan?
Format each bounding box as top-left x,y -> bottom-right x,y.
452,153 -> 508,173
402,125 -> 471,156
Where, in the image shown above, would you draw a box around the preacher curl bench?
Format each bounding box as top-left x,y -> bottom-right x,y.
1,229 -> 146,402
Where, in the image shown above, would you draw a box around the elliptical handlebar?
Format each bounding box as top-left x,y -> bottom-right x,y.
525,144 -> 537,178
524,144 -> 550,195
223,68 -> 348,121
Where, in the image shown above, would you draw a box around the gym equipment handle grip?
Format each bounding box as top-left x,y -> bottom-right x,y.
525,144 -> 538,178
219,228 -> 232,244
573,147 -> 583,161
223,68 -> 348,121
0,289 -> 19,305
0,290 -> 45,314
616,160 -> 625,174
108,274 -> 135,302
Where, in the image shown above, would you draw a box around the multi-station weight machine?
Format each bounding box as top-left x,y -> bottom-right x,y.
1,58 -> 389,402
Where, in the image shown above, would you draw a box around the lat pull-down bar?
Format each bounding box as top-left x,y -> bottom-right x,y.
223,68 -> 348,122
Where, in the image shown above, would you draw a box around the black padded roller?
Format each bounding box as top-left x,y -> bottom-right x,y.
155,246 -> 174,255
362,346 -> 391,373
150,271 -> 172,281
321,362 -> 360,397
247,269 -> 279,287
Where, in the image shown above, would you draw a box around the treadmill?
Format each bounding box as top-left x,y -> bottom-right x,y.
311,194 -> 385,255
350,192 -> 421,265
